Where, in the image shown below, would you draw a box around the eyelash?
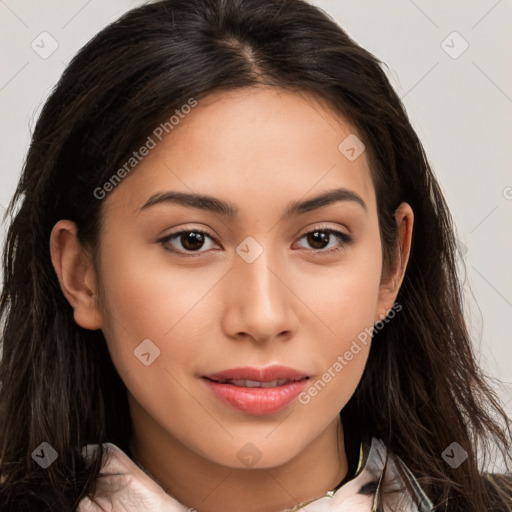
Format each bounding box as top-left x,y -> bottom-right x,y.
158,226 -> 353,258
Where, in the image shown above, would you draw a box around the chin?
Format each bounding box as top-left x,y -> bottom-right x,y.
195,434 -> 309,470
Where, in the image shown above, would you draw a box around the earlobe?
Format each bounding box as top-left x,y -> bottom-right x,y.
49,220 -> 103,330
376,202 -> 414,321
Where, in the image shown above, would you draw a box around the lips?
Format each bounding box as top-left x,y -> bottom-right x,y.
203,365 -> 308,383
221,378 -> 291,388
201,365 -> 310,415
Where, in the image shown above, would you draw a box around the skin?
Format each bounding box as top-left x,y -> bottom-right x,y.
50,86 -> 413,512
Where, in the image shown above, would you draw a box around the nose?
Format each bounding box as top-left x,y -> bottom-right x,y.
220,244 -> 298,345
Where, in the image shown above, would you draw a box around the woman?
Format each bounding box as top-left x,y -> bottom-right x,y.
0,0 -> 510,510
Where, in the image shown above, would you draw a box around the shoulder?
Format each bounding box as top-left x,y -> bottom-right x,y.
78,443 -> 189,512
310,438 -> 434,512
368,438 -> 434,512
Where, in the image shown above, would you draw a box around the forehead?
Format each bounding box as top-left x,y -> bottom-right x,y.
103,86 -> 376,218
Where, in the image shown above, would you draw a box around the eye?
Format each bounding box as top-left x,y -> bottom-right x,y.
158,226 -> 352,257
295,227 -> 353,254
159,229 -> 220,255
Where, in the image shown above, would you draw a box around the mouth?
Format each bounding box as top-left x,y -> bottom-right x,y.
202,364 -> 309,383
203,377 -> 306,388
201,365 -> 310,415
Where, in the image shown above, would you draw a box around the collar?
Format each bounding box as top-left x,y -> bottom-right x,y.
78,438 -> 434,512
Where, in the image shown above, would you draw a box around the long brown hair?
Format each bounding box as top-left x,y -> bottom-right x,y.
1,0 -> 511,510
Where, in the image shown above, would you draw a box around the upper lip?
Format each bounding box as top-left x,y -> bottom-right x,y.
202,365 -> 309,383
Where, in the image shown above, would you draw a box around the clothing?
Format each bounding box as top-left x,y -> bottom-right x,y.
77,437 -> 434,512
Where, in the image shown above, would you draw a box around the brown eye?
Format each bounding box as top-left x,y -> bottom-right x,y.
180,231 -> 206,251
306,231 -> 331,249
160,229 -> 218,255
296,228 -> 353,254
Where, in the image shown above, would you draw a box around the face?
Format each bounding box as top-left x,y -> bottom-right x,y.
53,86 -> 411,470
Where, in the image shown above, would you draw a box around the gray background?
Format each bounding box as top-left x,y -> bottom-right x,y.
1,0 -> 511,416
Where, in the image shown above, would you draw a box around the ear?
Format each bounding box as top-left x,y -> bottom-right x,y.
375,202 -> 414,322
49,220 -> 103,330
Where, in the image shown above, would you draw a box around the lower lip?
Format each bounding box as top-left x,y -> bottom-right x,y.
202,378 -> 309,415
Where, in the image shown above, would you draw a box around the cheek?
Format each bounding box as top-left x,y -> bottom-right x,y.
293,279 -> 377,427
97,227 -> 383,375
94,246 -> 222,444
300,243 -> 383,341
95,237 -> 224,381
294,245 -> 382,407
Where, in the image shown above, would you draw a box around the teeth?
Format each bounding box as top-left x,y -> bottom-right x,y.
225,379 -> 290,388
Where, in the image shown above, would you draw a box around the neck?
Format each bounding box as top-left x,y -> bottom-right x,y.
128,401 -> 348,512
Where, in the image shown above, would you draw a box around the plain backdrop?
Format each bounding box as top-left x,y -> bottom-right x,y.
0,0 -> 511,417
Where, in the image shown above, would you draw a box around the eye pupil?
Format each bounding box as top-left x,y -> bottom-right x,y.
308,231 -> 329,249
181,231 -> 205,251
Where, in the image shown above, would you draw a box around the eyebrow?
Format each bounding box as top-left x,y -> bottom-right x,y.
140,187 -> 367,217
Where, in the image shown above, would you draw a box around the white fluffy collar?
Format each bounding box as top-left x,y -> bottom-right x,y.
78,438 -> 433,512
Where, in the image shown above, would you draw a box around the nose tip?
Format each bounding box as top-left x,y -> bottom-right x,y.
221,249 -> 297,344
